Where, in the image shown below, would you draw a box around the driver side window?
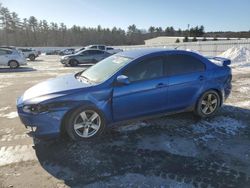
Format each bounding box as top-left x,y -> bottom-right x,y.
80,51 -> 89,56
123,57 -> 164,82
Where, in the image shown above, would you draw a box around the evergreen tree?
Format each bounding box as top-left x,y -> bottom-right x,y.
183,36 -> 189,42
192,37 -> 197,42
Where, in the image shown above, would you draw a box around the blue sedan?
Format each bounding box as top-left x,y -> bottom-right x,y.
17,49 -> 232,140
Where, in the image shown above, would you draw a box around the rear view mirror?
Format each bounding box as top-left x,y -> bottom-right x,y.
116,75 -> 130,85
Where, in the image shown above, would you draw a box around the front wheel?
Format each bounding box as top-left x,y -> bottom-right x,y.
69,59 -> 78,67
195,90 -> 220,118
65,106 -> 106,141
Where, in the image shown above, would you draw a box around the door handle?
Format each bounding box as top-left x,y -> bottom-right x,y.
199,75 -> 205,81
156,83 -> 167,88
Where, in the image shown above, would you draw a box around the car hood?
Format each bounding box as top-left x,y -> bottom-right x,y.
19,74 -> 91,104
62,54 -> 75,59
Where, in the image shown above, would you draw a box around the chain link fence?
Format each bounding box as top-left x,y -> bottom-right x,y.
118,39 -> 250,56
31,39 -> 250,56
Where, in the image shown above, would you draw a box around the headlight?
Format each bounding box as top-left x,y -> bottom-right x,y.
23,104 -> 48,114
63,56 -> 69,60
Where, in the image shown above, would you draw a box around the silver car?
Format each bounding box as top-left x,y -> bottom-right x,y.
18,48 -> 39,61
60,49 -> 111,66
0,47 -> 27,68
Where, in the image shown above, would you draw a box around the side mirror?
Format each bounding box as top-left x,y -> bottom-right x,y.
116,75 -> 130,85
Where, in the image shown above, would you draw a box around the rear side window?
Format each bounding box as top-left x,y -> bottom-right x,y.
0,49 -> 12,55
164,54 -> 205,76
107,47 -> 113,50
90,46 -> 97,49
80,51 -> 90,55
98,46 -> 105,50
123,57 -> 164,82
89,50 -> 104,55
21,49 -> 31,52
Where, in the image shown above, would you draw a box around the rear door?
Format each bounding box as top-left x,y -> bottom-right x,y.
0,49 -> 11,66
78,50 -> 92,63
164,54 -> 206,110
89,50 -> 106,62
112,56 -> 168,121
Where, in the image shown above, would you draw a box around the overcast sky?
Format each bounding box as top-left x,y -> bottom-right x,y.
1,0 -> 250,32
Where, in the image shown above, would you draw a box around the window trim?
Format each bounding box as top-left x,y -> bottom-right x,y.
88,50 -> 104,55
122,56 -> 165,83
163,54 -> 206,77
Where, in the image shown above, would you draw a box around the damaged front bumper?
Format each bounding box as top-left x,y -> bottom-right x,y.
17,104 -> 67,140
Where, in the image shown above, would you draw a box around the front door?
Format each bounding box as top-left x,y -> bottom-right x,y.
112,56 -> 168,121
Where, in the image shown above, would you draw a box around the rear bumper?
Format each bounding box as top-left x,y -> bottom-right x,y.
19,59 -> 27,65
224,75 -> 232,101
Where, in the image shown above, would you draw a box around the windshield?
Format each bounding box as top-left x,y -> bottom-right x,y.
75,50 -> 85,55
80,55 -> 133,83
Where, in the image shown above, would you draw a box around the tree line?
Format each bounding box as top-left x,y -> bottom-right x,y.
0,3 -> 249,47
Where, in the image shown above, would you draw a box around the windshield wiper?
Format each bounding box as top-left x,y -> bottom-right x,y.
78,75 -> 94,84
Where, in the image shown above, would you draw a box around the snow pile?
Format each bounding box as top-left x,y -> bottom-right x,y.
219,47 -> 250,67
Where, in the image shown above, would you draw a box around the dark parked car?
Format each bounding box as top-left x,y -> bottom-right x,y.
45,50 -> 60,55
59,48 -> 75,56
60,49 -> 111,66
17,48 -> 232,140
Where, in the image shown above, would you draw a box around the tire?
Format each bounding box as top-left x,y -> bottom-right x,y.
92,59 -> 98,64
29,54 -> 36,61
69,59 -> 78,67
9,60 -> 19,69
65,106 -> 106,141
195,90 -> 221,118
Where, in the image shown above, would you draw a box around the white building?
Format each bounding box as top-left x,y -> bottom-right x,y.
144,36 -> 240,45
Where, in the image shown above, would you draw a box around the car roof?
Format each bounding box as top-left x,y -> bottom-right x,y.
0,47 -> 13,51
118,48 -> 196,59
0,47 -> 14,53
75,48 -> 107,54
88,44 -> 105,46
0,46 -> 16,50
84,49 -> 105,52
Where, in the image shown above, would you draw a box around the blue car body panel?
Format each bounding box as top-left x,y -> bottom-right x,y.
17,49 -> 232,139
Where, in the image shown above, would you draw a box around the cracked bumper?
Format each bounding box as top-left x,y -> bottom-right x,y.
17,106 -> 66,139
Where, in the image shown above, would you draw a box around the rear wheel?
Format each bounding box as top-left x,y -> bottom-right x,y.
9,61 -> 19,69
29,54 -> 35,61
65,106 -> 106,141
195,90 -> 220,118
69,59 -> 78,67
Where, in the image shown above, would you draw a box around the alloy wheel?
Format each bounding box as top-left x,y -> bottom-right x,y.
73,110 -> 101,138
201,93 -> 218,115
9,61 -> 18,68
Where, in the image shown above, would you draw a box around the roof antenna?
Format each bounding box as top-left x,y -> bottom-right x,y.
174,46 -> 180,49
